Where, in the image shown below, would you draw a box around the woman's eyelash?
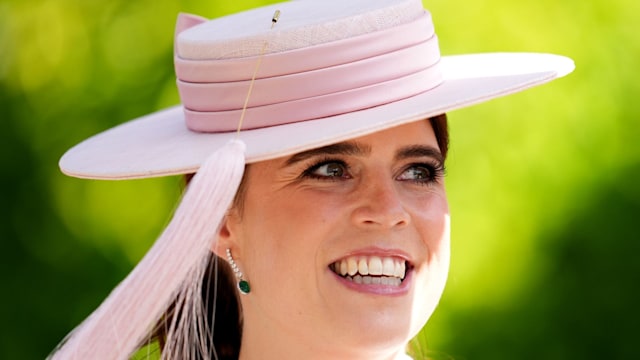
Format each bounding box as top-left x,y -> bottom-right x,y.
399,161 -> 446,184
299,158 -> 446,183
301,158 -> 350,180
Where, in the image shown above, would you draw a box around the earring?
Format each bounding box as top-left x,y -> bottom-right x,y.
226,248 -> 250,294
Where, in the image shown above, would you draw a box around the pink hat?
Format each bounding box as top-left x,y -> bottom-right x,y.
59,0 -> 573,180
51,1 -> 574,358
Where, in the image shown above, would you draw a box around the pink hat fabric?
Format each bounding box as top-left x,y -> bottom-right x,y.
59,0 -> 574,180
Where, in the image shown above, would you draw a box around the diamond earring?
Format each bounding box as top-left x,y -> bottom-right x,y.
226,248 -> 250,294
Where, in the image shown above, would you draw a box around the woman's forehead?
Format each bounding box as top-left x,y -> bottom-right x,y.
266,120 -> 439,166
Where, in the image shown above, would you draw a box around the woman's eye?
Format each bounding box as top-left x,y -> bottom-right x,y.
397,164 -> 440,183
304,161 -> 349,179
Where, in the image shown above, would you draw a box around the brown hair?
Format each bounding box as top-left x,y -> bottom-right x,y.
430,113 -> 449,160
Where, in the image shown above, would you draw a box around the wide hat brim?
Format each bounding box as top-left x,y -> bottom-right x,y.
60,51 -> 573,180
61,0 -> 576,180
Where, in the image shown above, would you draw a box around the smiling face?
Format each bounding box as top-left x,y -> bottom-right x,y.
216,120 -> 450,359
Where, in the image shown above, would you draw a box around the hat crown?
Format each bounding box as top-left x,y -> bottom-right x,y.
177,0 -> 425,60
173,0 -> 442,133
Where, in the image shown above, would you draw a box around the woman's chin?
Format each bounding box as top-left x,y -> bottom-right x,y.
323,288 -> 417,345
320,267 -> 438,351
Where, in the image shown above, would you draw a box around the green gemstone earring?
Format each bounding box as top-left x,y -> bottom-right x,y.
226,248 -> 250,294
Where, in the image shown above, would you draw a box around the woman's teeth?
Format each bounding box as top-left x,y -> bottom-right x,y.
331,256 -> 407,285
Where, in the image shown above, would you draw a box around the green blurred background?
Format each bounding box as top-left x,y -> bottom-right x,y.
1,0 -> 638,358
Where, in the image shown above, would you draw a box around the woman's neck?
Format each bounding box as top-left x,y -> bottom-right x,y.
238,317 -> 412,360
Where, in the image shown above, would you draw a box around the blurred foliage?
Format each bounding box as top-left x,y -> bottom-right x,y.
1,0 -> 638,358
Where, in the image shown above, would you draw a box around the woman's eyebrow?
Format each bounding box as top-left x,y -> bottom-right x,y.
284,142 -> 371,166
396,145 -> 444,163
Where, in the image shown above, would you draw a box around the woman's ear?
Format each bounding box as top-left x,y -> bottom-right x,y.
212,209 -> 240,259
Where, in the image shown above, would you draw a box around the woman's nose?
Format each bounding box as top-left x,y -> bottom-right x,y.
350,176 -> 411,229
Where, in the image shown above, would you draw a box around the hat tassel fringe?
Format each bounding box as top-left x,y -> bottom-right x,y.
48,139 -> 247,360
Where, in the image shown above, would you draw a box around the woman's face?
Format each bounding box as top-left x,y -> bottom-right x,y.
219,120 -> 450,357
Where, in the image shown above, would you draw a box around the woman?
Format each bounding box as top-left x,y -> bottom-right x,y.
212,118 -> 450,360
51,0 -> 573,359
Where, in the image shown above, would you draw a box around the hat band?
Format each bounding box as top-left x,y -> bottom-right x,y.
183,64 -> 442,132
178,37 -> 440,112
175,12 -> 443,133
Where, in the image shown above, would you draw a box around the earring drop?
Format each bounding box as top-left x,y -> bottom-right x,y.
226,248 -> 251,294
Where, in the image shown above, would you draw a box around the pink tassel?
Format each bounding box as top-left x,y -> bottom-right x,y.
49,139 -> 246,360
